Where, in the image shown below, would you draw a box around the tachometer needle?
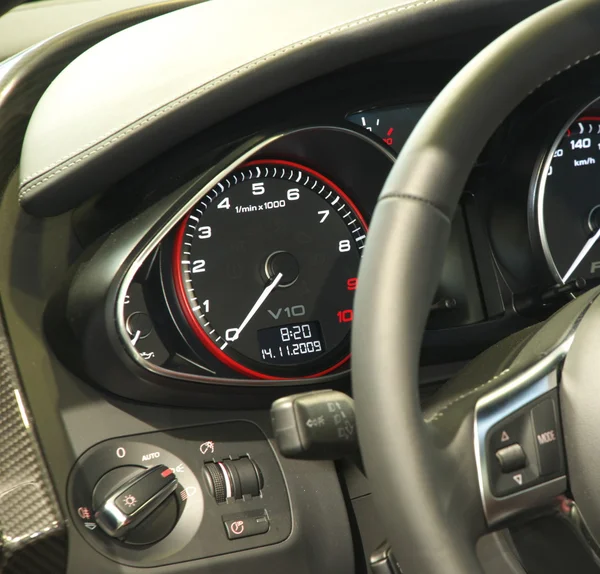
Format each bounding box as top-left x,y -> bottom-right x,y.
230,272 -> 283,341
562,227 -> 600,284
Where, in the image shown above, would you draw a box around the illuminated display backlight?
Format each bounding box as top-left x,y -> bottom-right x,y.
257,321 -> 326,365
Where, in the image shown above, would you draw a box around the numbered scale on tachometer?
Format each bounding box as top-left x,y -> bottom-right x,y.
172,160 -> 368,379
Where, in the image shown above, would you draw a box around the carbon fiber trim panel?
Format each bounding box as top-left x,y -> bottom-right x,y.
0,308 -> 66,572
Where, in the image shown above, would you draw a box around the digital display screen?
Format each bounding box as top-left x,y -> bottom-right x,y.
346,103 -> 429,153
257,321 -> 326,365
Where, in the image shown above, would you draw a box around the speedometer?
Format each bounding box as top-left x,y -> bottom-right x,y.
534,113 -> 600,285
172,159 -> 367,379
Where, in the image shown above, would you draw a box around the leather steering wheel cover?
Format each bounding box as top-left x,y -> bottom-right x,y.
352,1 -> 600,573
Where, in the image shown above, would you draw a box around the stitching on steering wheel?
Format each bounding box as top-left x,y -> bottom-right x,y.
424,368 -> 510,423
424,288 -> 600,424
381,53 -> 600,221
378,193 -> 451,221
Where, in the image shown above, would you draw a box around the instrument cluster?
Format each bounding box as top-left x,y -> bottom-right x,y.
115,118 -> 481,385
47,66 -> 600,404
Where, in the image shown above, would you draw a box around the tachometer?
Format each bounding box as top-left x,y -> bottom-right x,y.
172,159 -> 367,379
534,113 -> 600,285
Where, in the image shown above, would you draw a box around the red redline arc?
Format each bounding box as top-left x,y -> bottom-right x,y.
172,159 -> 367,380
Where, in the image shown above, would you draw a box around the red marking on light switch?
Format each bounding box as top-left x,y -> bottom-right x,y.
161,468 -> 173,478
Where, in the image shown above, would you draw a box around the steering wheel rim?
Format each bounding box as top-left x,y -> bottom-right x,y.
352,1 -> 600,573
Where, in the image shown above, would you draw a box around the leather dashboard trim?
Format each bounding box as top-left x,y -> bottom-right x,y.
0,0 -> 202,212
16,0 -> 557,216
19,0 -> 442,190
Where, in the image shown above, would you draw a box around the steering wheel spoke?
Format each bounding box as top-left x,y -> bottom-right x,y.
409,284 -> 600,571
425,286 -> 598,532
417,279 -> 600,574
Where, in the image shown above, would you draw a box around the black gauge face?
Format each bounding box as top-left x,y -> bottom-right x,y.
173,160 -> 367,379
536,113 -> 600,284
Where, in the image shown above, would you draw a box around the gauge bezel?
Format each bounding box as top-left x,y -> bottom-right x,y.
171,158 -> 368,380
530,95 -> 600,285
113,126 -> 394,386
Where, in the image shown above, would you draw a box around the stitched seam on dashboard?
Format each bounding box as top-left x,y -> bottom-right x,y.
424,368 -> 510,424
18,0 -> 442,197
378,193 -> 451,221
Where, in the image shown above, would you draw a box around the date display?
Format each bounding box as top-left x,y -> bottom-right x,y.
257,321 -> 326,365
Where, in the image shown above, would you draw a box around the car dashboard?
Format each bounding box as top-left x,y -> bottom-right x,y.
2,2 -> 600,573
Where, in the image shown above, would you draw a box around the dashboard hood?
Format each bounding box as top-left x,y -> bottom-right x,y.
17,0 -> 554,216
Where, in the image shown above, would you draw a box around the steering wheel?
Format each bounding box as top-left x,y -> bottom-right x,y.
353,1 -> 600,573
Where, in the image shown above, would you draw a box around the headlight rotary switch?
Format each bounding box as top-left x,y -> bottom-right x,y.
93,464 -> 180,544
203,457 -> 263,503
